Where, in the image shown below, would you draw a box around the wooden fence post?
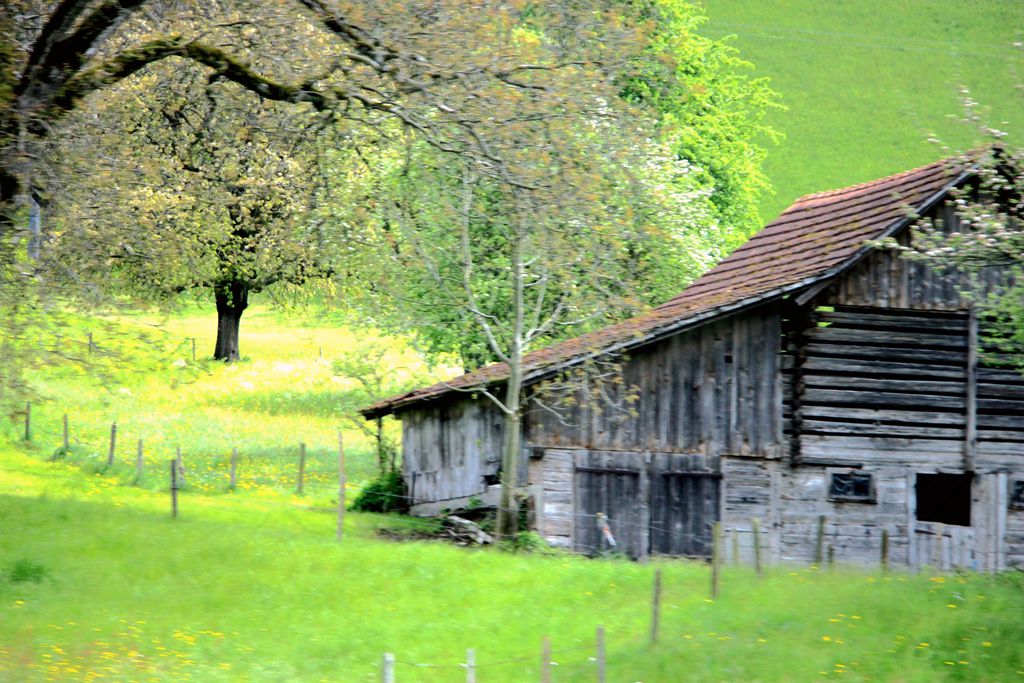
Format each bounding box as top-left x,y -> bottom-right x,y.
650,568 -> 662,643
596,625 -> 606,683
732,528 -> 740,565
62,413 -> 69,452
752,518 -> 763,576
337,431 -> 346,541
541,636 -> 551,683
881,529 -> 890,571
107,422 -> 117,467
828,543 -> 835,568
465,648 -> 476,683
191,337 -> 197,363
170,459 -> 178,518
381,652 -> 395,683
87,332 -> 94,354
297,442 -> 306,495
814,515 -> 826,566
24,401 -> 31,441
229,447 -> 239,490
711,521 -> 722,600
134,439 -> 144,484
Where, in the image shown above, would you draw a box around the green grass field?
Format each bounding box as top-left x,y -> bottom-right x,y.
2,310 -> 1024,682
6,306 -> 449,496
702,0 -> 1024,220
2,446 -> 1023,682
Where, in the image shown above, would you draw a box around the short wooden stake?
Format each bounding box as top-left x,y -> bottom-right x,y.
296,442 -> 306,495
881,529 -> 890,571
827,543 -> 835,568
650,568 -> 662,643
87,332 -> 94,354
191,337 -> 197,362
337,431 -> 346,541
752,518 -> 763,576
596,625 -> 606,683
107,422 -> 117,467
541,636 -> 551,683
229,447 -> 239,490
814,515 -> 826,566
24,401 -> 31,441
465,648 -> 476,683
711,521 -> 722,600
62,413 -> 69,453
134,439 -> 144,484
170,459 -> 178,518
732,527 -> 740,565
381,652 -> 395,683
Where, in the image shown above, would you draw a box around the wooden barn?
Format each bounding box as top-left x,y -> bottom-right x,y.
361,157 -> 1024,570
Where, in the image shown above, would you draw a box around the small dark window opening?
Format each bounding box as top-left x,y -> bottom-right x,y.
829,472 -> 875,502
1011,480 -> 1024,510
916,473 -> 972,526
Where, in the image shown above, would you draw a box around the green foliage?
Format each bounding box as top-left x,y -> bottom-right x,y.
497,531 -> 561,555
349,470 -> 408,514
621,0 -> 782,247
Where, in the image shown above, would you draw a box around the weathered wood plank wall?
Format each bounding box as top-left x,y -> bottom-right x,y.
525,307 -> 784,460
401,398 -> 504,505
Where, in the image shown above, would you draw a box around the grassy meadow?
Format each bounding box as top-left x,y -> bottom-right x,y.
6,305 -> 446,496
702,0 -> 1024,221
1,308 -> 1023,681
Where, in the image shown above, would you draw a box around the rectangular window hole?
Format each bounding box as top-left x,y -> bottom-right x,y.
829,471 -> 875,502
916,473 -> 972,526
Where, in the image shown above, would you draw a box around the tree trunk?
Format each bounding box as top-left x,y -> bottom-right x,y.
213,282 -> 248,362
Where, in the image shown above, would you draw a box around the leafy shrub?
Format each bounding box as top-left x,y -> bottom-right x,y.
6,559 -> 48,584
498,531 -> 559,555
350,471 -> 408,514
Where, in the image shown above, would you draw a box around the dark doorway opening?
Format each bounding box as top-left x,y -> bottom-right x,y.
916,473 -> 972,526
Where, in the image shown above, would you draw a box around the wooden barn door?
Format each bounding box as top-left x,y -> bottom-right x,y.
572,451 -> 645,557
571,450 -> 720,558
649,453 -> 721,557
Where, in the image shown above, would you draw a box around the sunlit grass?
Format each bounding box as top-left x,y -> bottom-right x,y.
6,305 -> 452,494
1,446 -> 1023,682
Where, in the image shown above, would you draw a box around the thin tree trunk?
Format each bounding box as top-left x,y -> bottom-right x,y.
213,281 -> 248,362
495,366 -> 523,540
494,217 -> 527,540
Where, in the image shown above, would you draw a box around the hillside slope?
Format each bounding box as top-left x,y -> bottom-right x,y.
702,0 -> 1024,221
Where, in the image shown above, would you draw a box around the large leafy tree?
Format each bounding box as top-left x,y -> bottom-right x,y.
0,0 -> 656,392
46,61 -> 331,361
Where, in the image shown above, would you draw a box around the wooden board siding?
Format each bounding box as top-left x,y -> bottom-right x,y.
648,452 -> 721,557
525,308 -> 784,460
782,303 -> 1024,472
543,449 -> 720,559
401,397 -> 505,505
829,204 -> 1003,311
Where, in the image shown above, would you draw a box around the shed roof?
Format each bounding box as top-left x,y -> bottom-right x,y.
362,156 -> 966,418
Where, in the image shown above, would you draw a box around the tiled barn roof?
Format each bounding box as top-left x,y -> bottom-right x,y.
362,156 -> 967,418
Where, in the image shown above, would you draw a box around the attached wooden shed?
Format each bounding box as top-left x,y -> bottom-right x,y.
362,156 -> 1024,570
